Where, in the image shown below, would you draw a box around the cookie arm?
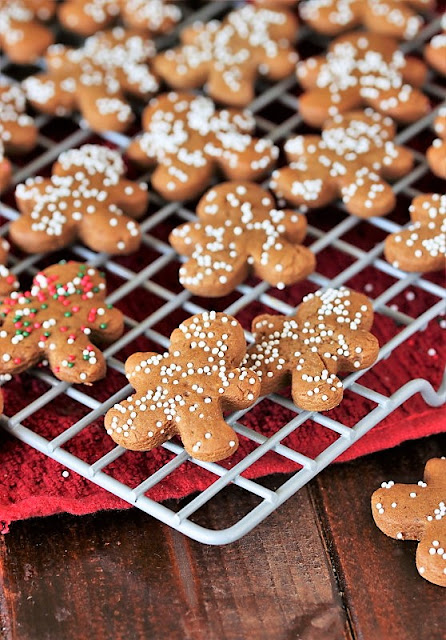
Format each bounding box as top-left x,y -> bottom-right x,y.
107,180 -> 149,219
212,133 -> 278,182
2,19 -> 53,64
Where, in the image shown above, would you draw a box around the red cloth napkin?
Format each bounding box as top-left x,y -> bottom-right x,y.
0,202 -> 445,532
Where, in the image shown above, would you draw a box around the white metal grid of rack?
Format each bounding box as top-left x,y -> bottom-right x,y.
0,1 -> 444,544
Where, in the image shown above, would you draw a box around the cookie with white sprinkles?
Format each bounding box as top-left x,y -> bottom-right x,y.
127,92 -> 279,201
0,261 -> 124,384
243,287 -> 379,411
59,0 -> 181,37
271,109 -> 413,218
427,107 -> 446,180
23,27 -> 159,133
0,0 -> 55,64
104,311 -> 261,462
425,13 -> 446,76
297,32 -> 429,127
299,0 -> 432,40
0,239 -> 19,298
169,181 -> 315,297
385,194 -> 446,273
153,5 -> 298,107
11,144 -> 148,255
372,457 -> 446,587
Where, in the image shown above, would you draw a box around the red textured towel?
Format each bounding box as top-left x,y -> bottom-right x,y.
0,204 -> 445,531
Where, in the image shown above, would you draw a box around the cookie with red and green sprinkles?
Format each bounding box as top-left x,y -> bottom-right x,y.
0,261 -> 124,384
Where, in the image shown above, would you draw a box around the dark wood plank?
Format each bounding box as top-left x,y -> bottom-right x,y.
312,433 -> 446,640
0,483 -> 348,640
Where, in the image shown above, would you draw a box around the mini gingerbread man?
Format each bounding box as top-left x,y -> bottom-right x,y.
11,144 -> 148,255
427,107 -> 446,180
23,27 -> 159,133
0,261 -> 124,384
372,458 -> 446,587
270,109 -> 413,218
104,311 -> 261,462
425,13 -> 446,76
127,92 -> 279,201
385,194 -> 446,272
299,0 -> 433,40
296,32 -> 429,127
153,5 -> 298,107
243,287 -> 379,411
0,239 -> 18,298
169,182 -> 316,297
59,0 -> 181,37
0,0 -> 55,64
0,80 -> 38,194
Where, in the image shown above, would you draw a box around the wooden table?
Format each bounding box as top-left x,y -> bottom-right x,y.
0,432 -> 444,640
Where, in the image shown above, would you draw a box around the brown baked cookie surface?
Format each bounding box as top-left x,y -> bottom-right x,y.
0,261 -> 124,384
299,0 -> 432,40
425,14 -> 446,76
427,107 -> 446,179
0,239 -> 19,298
153,5 -> 298,107
243,287 -> 379,411
104,311 -> 261,462
23,27 -> 159,133
11,144 -> 148,255
270,109 -> 413,218
372,458 -> 446,587
0,0 -> 55,63
169,182 -> 315,297
384,194 -> 445,272
127,92 -> 279,201
297,32 -> 429,127
0,80 -> 38,194
59,0 -> 181,37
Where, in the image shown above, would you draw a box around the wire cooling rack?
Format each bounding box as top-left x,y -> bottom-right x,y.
0,2 -> 445,544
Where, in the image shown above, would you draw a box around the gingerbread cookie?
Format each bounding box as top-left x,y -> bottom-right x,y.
372,458 -> 446,587
384,194 -> 445,272
0,80 -> 38,194
127,92 -> 279,201
271,109 -> 413,218
0,261 -> 123,384
427,107 -> 446,180
153,5 -> 298,107
0,239 -> 19,298
169,182 -> 315,297
297,32 -> 429,127
11,144 -> 148,256
59,0 -> 181,37
425,13 -> 446,76
23,27 -> 159,133
299,0 -> 432,40
243,287 -> 379,411
104,311 -> 261,462
0,0 -> 55,64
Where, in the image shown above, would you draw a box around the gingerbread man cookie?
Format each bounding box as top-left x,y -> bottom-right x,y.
23,27 -> 159,133
11,144 -> 148,256
0,80 -> 38,194
0,261 -> 124,384
271,109 -> 413,218
425,13 -> 446,76
297,32 -> 428,127
104,311 -> 261,462
384,194 -> 445,272
372,458 -> 446,587
427,107 -> 446,180
169,182 -> 316,297
127,92 -> 279,201
0,239 -> 18,298
243,287 -> 379,411
299,0 -> 433,40
59,0 -> 181,37
153,5 -> 298,107
0,0 -> 55,64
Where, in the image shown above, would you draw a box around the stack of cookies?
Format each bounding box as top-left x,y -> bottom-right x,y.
0,0 -> 443,470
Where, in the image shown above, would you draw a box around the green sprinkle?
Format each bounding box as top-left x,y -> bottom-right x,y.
99,323 -> 107,330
